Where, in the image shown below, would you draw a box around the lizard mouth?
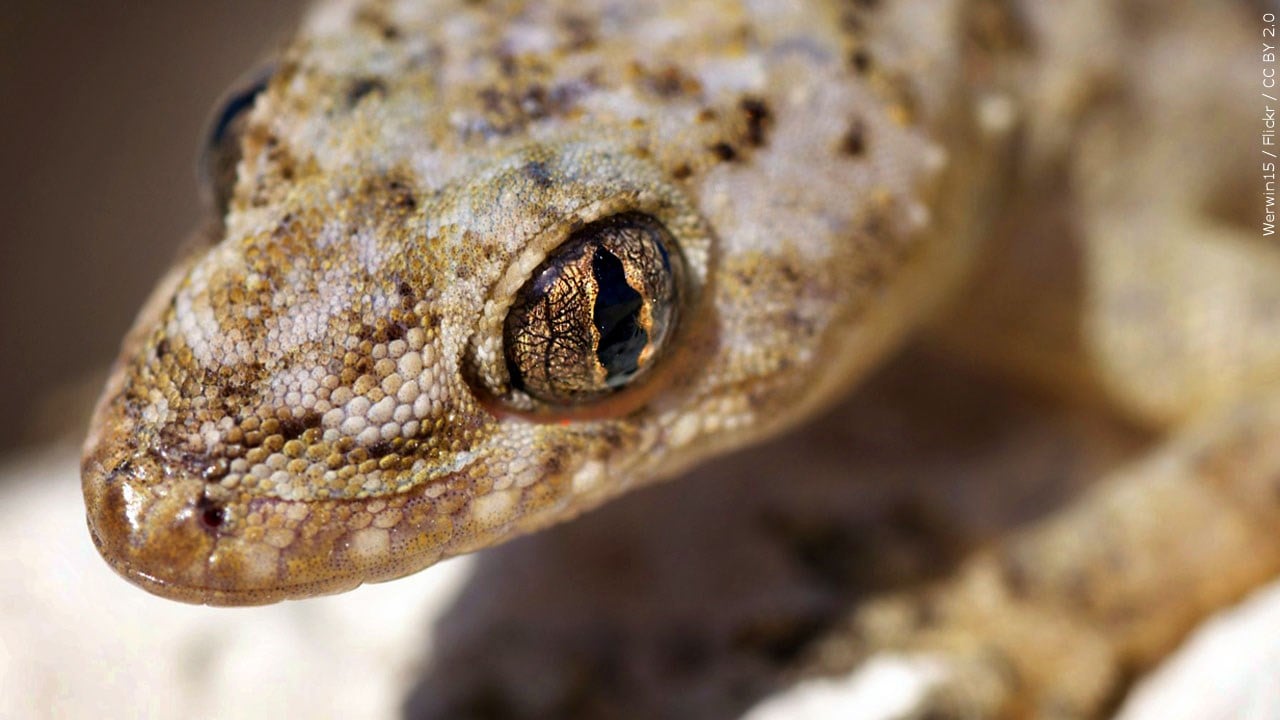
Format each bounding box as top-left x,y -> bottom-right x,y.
80,404 -> 494,606
79,411 -> 357,606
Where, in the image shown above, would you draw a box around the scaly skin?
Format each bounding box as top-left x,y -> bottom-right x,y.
83,1 -> 1277,716
83,0 -> 988,605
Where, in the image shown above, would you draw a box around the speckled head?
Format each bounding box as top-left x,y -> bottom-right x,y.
80,138 -> 719,604
81,0 -> 969,604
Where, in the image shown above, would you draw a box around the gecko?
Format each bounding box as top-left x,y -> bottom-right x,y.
80,0 -> 1276,716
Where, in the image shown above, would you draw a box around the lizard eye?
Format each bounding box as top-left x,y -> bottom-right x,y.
502,212 -> 681,405
200,64 -> 273,215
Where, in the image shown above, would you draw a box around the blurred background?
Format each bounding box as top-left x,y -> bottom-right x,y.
0,2 -> 306,453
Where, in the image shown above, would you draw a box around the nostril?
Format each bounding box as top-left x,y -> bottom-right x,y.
201,506 -> 226,529
197,497 -> 227,529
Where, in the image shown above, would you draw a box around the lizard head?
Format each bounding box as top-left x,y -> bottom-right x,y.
81,1 -> 962,604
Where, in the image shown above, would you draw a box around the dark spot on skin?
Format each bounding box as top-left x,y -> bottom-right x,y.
367,441 -> 394,459
347,77 -> 386,106
709,142 -> 738,162
260,137 -> 300,184
154,338 -> 170,360
109,459 -> 135,482
965,0 -> 1033,54
279,412 -> 320,440
478,86 -> 503,114
839,12 -> 865,33
387,180 -> 416,211
596,425 -> 625,451
520,85 -> 550,118
840,118 -> 868,156
385,321 -> 408,342
672,163 -> 693,180
636,62 -> 701,98
523,160 -> 554,187
467,76 -> 584,139
778,262 -> 801,285
550,77 -> 592,109
497,53 -> 518,78
559,13 -> 596,50
648,69 -> 684,97
355,6 -> 400,42
270,214 -> 297,241
543,455 -> 563,475
850,48 -> 873,73
782,310 -> 818,340
740,96 -> 773,147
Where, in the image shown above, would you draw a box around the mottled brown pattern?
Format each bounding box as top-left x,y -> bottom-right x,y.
82,0 -> 1277,716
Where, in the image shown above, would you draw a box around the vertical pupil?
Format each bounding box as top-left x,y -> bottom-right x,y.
590,246 -> 646,385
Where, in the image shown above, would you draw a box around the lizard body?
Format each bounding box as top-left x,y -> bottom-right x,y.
82,0 -> 1278,716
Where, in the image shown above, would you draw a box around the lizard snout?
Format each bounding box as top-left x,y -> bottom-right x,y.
83,453 -> 220,603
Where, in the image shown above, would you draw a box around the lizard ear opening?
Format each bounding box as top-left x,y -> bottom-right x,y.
502,212 -> 683,406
